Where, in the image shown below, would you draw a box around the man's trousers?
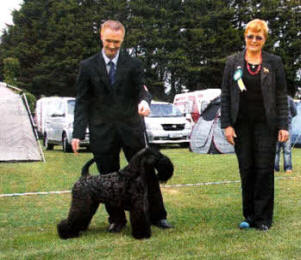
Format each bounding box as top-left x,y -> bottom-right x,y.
93,127 -> 167,225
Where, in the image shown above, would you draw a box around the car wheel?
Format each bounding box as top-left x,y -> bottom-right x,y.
149,143 -> 159,149
63,134 -> 72,153
180,143 -> 190,148
43,134 -> 54,150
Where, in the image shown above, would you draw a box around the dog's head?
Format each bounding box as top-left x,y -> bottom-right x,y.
154,152 -> 174,182
125,148 -> 173,183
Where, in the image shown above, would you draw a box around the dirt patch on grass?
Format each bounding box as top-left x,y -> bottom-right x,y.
161,188 -> 179,194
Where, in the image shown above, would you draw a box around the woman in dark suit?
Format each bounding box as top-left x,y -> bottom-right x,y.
221,19 -> 289,231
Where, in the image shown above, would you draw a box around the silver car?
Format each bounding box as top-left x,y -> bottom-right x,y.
40,97 -> 89,152
145,101 -> 192,146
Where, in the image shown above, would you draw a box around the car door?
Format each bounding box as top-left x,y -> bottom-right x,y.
52,100 -> 66,142
45,99 -> 57,141
46,99 -> 65,142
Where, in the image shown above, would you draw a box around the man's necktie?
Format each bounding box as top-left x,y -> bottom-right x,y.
108,61 -> 116,86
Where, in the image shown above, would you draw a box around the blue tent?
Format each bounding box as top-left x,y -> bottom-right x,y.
291,101 -> 301,146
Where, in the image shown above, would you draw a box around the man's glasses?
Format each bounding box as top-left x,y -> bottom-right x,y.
246,35 -> 264,41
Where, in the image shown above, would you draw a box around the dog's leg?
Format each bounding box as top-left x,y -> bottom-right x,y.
129,197 -> 151,239
146,169 -> 167,223
57,196 -> 83,239
78,200 -> 100,231
57,195 -> 98,239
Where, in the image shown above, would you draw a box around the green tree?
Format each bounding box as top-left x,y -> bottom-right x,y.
3,57 -> 20,86
0,0 -> 299,100
230,0 -> 301,95
0,0 -> 101,96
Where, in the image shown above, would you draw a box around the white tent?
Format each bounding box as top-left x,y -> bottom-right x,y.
190,96 -> 234,154
0,82 -> 45,162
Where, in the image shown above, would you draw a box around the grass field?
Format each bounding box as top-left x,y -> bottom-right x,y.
1,146 -> 301,259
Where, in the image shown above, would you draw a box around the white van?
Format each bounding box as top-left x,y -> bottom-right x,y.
173,89 -> 221,124
35,97 -> 89,152
144,101 -> 192,146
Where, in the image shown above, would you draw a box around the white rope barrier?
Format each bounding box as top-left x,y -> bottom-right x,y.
0,190 -> 70,198
0,176 -> 299,198
161,180 -> 240,188
161,175 -> 300,188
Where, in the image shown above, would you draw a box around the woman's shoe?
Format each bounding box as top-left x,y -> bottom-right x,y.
239,221 -> 250,229
256,224 -> 269,231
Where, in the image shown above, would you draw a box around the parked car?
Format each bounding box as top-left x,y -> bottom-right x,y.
173,89 -> 221,125
291,100 -> 301,146
35,97 -> 89,152
144,101 -> 192,146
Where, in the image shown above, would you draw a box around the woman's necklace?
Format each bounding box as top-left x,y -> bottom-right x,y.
246,62 -> 261,75
245,51 -> 262,76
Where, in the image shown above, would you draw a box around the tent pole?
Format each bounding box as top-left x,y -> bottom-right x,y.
291,133 -> 301,149
22,93 -> 46,162
5,82 -> 22,93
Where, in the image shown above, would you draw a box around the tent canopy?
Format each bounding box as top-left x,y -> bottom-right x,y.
0,82 -> 44,162
291,101 -> 301,146
190,96 -> 234,154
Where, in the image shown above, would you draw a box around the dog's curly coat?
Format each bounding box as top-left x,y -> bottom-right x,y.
57,148 -> 173,239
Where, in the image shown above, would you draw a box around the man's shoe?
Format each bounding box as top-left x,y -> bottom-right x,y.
285,170 -> 292,174
153,219 -> 173,229
256,224 -> 269,231
107,223 -> 126,233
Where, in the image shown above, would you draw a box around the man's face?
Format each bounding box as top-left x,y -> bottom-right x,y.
101,28 -> 124,59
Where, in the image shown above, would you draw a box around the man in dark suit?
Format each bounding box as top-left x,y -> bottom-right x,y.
71,20 -> 172,232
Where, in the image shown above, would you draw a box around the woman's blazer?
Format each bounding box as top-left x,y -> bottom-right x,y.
221,50 -> 288,131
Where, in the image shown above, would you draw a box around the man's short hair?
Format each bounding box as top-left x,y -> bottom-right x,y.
100,20 -> 125,35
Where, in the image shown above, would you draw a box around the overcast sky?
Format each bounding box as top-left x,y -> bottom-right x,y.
0,0 -> 23,35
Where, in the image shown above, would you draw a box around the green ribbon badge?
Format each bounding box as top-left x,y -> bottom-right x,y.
233,68 -> 243,81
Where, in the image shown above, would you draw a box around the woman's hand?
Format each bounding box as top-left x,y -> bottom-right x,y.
225,126 -> 237,145
278,129 -> 289,143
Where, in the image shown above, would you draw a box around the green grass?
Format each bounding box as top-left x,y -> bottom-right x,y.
1,146 -> 301,259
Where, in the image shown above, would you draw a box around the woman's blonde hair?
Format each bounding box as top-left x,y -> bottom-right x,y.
245,19 -> 269,39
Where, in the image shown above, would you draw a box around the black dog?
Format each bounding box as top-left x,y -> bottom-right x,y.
57,148 -> 173,239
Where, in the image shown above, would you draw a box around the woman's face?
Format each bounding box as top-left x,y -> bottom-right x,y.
245,29 -> 266,53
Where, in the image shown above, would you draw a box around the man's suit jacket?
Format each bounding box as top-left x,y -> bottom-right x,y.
72,51 -> 151,154
221,50 -> 288,131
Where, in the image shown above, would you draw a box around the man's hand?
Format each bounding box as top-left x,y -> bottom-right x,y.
278,129 -> 289,143
225,126 -> 237,145
71,138 -> 80,154
138,100 -> 150,116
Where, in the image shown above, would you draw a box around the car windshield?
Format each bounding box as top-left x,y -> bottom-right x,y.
67,100 -> 75,115
149,103 -> 183,117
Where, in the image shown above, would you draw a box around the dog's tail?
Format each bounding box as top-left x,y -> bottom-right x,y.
81,158 -> 95,177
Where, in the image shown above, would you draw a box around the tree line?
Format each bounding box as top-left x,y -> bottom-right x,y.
0,0 -> 300,101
